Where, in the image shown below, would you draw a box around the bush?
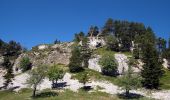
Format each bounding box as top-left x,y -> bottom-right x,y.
20,57 -> 32,72
99,54 -> 118,76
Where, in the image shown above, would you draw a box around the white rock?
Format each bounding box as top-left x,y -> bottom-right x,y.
163,58 -> 169,69
88,55 -> 102,72
114,54 -> 129,74
38,45 -> 48,50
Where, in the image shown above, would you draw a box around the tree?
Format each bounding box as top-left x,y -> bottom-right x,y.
47,64 -> 64,88
141,43 -> 164,89
19,57 -> 32,72
69,46 -> 83,72
157,37 -> 167,55
105,35 -> 119,51
54,39 -> 60,44
118,61 -> 141,97
74,32 -> 85,42
102,18 -> 114,36
99,54 -> 118,76
88,26 -> 99,37
3,57 -> 14,89
79,71 -> 90,89
26,65 -> 47,97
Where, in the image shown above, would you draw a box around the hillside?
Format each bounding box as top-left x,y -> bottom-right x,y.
0,19 -> 170,100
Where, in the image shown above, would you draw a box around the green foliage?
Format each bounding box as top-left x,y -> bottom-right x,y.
69,46 -> 83,73
99,54 -> 118,76
88,26 -> 99,37
74,32 -> 85,42
26,65 -> 48,97
3,57 -> 14,89
118,65 -> 141,96
160,69 -> 170,89
54,39 -> 60,44
102,18 -> 114,36
105,35 -> 119,51
141,42 -> 164,89
47,64 -> 64,88
19,57 -> 32,72
79,71 -> 90,86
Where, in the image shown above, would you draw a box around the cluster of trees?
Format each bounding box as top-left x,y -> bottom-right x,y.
0,39 -> 23,89
71,18 -> 169,91
26,64 -> 64,97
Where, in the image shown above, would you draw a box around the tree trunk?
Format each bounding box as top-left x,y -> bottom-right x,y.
32,85 -> 37,97
52,80 -> 55,89
125,89 -> 129,97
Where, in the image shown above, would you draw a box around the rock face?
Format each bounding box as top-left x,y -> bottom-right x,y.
163,59 -> 170,69
114,54 -> 129,74
88,55 -> 102,72
13,42 -> 73,74
87,37 -> 106,49
0,56 -> 4,68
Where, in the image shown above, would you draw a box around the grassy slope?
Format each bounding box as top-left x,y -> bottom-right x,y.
72,68 -> 120,86
160,69 -> 170,89
0,89 -> 152,100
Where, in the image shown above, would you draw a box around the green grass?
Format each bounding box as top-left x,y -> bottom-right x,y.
92,47 -> 132,57
160,69 -> 170,89
72,68 -> 120,86
0,88 -> 152,100
0,89 -> 119,100
92,47 -> 116,56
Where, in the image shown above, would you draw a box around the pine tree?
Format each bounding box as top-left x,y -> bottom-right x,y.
102,18 -> 114,36
141,42 -> 164,89
3,57 -> 14,89
69,46 -> 83,72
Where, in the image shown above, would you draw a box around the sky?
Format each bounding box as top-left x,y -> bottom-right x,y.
0,0 -> 170,49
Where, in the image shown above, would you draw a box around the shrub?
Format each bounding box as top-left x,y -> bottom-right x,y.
20,57 -> 32,72
99,54 -> 118,76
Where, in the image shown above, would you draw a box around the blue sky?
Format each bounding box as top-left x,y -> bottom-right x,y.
0,0 -> 170,49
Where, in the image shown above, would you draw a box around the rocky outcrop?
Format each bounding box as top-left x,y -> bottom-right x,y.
87,37 -> 106,49
0,56 -> 4,68
88,55 -> 102,72
13,42 -> 73,74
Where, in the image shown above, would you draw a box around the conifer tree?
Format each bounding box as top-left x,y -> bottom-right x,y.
3,57 -> 14,89
141,29 -> 164,89
69,46 -> 83,72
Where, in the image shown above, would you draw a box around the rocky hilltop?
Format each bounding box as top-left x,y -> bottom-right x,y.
13,42 -> 73,74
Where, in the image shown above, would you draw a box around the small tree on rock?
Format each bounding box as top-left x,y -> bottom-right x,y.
79,71 -> 90,89
47,64 -> 64,88
26,65 -> 47,97
99,54 -> 118,76
118,58 -> 141,97
19,57 -> 32,72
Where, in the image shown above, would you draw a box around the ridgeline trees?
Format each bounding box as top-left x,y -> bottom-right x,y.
26,65 -> 48,97
47,64 -> 64,88
99,54 -> 118,76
